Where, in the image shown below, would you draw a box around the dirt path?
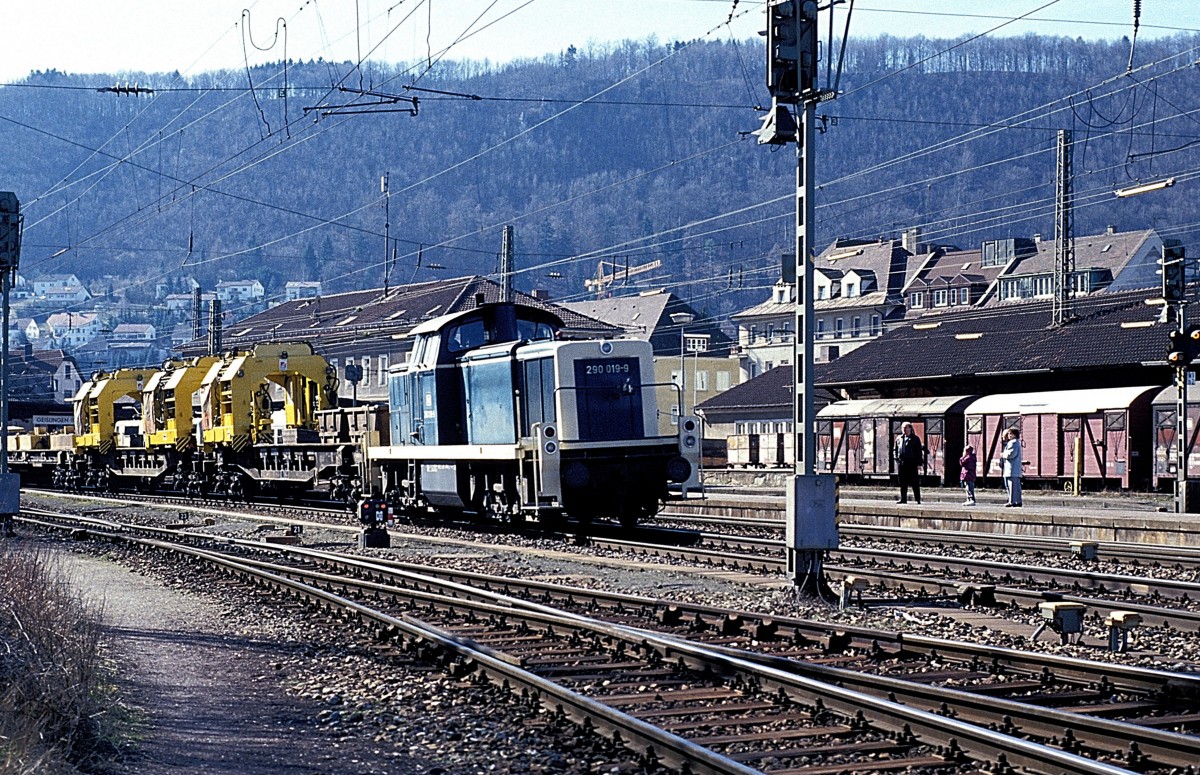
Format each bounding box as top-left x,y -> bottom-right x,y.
55,549 -> 417,774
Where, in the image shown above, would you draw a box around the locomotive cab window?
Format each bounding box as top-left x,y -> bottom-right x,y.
517,319 -> 555,342
447,320 -> 488,354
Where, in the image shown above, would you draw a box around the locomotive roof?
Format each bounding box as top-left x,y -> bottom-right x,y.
406,302 -> 563,338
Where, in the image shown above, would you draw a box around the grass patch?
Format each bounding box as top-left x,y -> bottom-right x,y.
0,546 -> 116,774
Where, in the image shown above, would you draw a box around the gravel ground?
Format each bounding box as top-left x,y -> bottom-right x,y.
33,535 -> 665,774
18,491 -> 1200,774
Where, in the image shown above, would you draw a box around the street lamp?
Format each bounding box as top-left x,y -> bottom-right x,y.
670,311 -> 694,421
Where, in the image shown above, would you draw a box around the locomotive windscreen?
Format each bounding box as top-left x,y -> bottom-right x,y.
573,358 -> 644,441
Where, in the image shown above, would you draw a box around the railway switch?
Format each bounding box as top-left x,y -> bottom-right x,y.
1105,611 -> 1142,653
1069,541 -> 1099,561
1034,601 -> 1087,645
956,583 -> 996,607
839,575 -> 869,610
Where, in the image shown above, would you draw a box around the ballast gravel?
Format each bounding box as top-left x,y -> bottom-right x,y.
18,491 -> 1200,775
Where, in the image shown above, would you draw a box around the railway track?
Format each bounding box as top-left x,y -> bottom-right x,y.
596,533 -> 1200,632
17,506 -> 1200,773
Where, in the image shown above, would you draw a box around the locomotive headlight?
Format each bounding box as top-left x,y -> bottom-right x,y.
599,341 -> 613,354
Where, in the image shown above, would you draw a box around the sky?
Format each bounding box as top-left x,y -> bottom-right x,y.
1,0 -> 1198,83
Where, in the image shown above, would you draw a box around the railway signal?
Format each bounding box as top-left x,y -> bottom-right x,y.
1162,239 -> 1186,303
1167,326 -> 1200,367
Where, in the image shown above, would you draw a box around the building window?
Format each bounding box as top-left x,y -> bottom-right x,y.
834,318 -> 844,339
870,314 -> 881,335
816,319 -> 825,339
933,289 -> 948,307
959,288 -> 970,305
910,291 -> 924,308
362,357 -> 371,387
817,286 -> 827,300
764,361 -> 774,371
851,316 -> 861,337
685,335 -> 706,352
716,371 -> 731,391
766,324 -> 774,343
845,282 -> 856,298
379,354 -> 389,385
748,325 -> 758,343
695,370 -> 709,391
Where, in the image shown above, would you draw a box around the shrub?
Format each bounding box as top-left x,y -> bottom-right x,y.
0,548 -> 109,774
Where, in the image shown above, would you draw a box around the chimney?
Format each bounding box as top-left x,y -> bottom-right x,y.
1107,224 -> 1117,235
902,227 -> 922,254
530,289 -> 550,301
1033,234 -> 1042,243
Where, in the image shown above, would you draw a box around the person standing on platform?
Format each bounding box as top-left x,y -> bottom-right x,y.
959,445 -> 977,506
1001,428 -> 1023,507
894,422 -> 925,504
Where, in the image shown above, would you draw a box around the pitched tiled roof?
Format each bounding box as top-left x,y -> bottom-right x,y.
817,287 -> 1170,388
559,293 -> 672,339
180,276 -> 617,354
697,363 -> 833,414
1006,228 -> 1153,276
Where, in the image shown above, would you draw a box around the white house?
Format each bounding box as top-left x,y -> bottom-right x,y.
44,312 -> 101,349
111,323 -> 156,342
284,281 -> 322,301
215,280 -> 265,305
32,274 -> 83,296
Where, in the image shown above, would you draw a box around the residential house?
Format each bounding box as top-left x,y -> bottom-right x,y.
165,291 -> 216,313
109,323 -> 166,368
733,234 -> 916,378
44,312 -> 100,349
5,347 -> 83,404
215,280 -> 265,306
32,274 -> 83,297
284,281 -> 322,301
990,227 -> 1163,304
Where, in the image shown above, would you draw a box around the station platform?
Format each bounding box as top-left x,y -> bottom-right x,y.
684,478 -> 1199,548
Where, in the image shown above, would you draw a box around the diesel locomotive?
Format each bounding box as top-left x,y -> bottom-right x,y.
9,300 -> 699,527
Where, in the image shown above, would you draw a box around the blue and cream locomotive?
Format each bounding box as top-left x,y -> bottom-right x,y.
370,301 -> 700,526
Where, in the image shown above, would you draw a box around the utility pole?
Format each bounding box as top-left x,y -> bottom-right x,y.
500,225 -> 514,303
1053,130 -> 1075,326
755,0 -> 838,596
192,287 -> 203,342
1164,239 -> 1195,513
0,192 -> 22,537
208,299 -> 223,355
381,173 -> 392,295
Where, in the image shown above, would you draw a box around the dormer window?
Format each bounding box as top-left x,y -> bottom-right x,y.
845,283 -> 857,298
817,286 -> 827,300
910,291 -> 924,309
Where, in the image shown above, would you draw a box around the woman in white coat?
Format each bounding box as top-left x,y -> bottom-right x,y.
1001,427 -> 1023,507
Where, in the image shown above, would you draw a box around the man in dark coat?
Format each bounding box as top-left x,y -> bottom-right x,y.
894,421 -> 925,504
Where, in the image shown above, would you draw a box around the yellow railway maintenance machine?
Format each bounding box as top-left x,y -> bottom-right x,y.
196,341 -> 343,498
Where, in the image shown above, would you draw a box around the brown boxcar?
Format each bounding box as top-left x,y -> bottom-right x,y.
815,396 -> 976,485
1150,385 -> 1200,489
963,386 -> 1158,492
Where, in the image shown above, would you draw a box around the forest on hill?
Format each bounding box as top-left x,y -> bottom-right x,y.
3,31 -> 1199,325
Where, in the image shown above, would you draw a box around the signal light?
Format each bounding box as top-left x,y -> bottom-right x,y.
1167,326 -> 1200,367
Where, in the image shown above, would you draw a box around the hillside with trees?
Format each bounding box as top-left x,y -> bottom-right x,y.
3,32 -> 1198,325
